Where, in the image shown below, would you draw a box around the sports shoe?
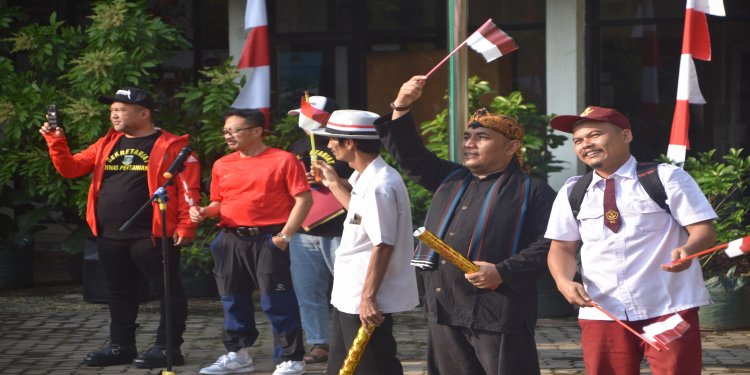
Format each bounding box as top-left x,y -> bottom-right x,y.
272,360 -> 305,375
83,343 -> 137,366
132,345 -> 185,368
199,352 -> 255,374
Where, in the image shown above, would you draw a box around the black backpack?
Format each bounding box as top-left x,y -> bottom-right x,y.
568,162 -> 670,219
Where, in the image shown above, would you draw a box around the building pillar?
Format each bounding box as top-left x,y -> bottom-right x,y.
546,0 -> 586,190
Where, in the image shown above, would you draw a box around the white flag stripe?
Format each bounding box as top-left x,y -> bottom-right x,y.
298,114 -> 322,131
687,0 -> 726,16
232,66 -> 270,108
245,0 -> 267,30
643,314 -> 689,343
725,238 -> 747,258
676,54 -> 706,104
667,144 -> 687,164
466,32 -> 503,62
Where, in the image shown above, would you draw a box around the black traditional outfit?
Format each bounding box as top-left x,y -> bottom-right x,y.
374,112 -> 555,375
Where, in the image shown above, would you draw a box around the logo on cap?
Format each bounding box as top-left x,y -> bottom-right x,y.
580,107 -> 595,117
116,89 -> 132,100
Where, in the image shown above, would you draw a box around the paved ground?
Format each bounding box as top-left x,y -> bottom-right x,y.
0,282 -> 749,374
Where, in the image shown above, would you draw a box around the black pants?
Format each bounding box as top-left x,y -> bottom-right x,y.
211,231 -> 304,362
327,308 -> 402,375
96,237 -> 187,348
427,322 -> 540,375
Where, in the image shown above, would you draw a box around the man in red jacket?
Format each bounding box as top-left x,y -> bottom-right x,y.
39,87 -> 201,369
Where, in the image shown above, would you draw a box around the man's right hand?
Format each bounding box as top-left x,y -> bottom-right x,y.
314,160 -> 340,188
189,206 -> 206,223
39,120 -> 65,138
556,279 -> 592,307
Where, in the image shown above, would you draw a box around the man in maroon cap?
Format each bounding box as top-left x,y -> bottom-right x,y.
545,106 -> 717,374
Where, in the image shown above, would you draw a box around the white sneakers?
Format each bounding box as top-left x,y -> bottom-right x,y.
272,360 -> 306,375
199,351 -> 255,374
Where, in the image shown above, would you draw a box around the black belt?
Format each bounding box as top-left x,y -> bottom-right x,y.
223,224 -> 284,237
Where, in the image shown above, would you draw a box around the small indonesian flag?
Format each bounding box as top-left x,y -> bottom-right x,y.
466,19 -> 518,63
296,96 -> 333,131
643,313 -> 691,346
725,236 -> 750,258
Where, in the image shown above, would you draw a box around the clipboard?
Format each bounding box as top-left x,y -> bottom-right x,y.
302,186 -> 346,231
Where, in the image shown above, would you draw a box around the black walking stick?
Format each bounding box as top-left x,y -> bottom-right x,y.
120,146 -> 192,375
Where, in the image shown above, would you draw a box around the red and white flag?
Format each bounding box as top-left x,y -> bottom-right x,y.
642,313 -> 691,346
295,96 -> 333,131
725,236 -> 750,258
667,0 -> 725,164
233,0 -> 271,129
466,19 -> 519,63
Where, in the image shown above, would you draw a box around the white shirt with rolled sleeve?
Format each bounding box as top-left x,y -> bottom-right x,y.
545,156 -> 716,321
330,156 -> 419,315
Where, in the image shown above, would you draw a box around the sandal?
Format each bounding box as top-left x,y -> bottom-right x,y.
303,344 -> 329,363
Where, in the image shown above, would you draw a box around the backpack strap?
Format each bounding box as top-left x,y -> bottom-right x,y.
636,162 -> 670,214
569,170 -> 593,220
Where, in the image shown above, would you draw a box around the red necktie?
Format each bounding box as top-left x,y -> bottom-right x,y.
603,178 -> 621,232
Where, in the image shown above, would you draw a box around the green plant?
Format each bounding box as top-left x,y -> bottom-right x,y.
398,76 -> 567,224
0,1 -> 190,234
679,148 -> 750,277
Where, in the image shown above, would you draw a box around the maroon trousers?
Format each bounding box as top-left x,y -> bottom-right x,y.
579,308 -> 701,375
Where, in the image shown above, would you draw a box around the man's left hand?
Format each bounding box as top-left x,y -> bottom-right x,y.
660,247 -> 692,273
359,297 -> 385,329
464,261 -> 503,290
271,235 -> 289,250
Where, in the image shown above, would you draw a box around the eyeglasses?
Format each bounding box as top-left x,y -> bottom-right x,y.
222,127 -> 255,136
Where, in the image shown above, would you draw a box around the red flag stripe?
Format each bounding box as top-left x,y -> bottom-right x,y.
477,25 -> 518,56
300,99 -> 332,126
669,100 -> 691,147
682,9 -> 711,61
237,25 -> 270,69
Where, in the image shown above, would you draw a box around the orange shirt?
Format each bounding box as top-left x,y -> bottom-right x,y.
210,147 -> 310,227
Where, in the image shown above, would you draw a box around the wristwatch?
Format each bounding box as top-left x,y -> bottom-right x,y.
275,232 -> 291,243
389,101 -> 410,111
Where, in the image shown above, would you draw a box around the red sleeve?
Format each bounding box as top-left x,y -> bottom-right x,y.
209,159 -> 223,203
284,155 -> 311,197
43,132 -> 102,178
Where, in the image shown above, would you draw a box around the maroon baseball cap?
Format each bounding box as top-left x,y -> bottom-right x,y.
549,106 -> 631,133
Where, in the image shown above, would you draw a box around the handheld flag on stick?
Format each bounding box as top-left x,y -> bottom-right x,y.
662,235 -> 750,268
588,301 -> 668,351
642,313 -> 691,347
425,19 -> 518,78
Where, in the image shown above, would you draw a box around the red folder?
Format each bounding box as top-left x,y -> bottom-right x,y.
302,186 -> 346,231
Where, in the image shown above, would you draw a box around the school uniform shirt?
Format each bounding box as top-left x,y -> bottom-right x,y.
330,156 -> 419,315
545,156 -> 716,321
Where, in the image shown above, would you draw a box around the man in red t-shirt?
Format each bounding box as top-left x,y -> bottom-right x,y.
190,109 -> 312,375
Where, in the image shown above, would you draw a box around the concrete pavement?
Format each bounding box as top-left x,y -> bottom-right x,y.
0,283 -> 749,374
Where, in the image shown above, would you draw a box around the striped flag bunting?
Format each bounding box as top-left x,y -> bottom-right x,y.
232,0 -> 271,129
667,0 -> 725,164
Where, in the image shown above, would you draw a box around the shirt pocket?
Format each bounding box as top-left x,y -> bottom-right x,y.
577,205 -> 604,242
623,198 -> 669,233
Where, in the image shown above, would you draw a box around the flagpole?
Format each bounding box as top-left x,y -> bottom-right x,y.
662,242 -> 730,267
425,39 -> 469,78
304,91 -> 320,181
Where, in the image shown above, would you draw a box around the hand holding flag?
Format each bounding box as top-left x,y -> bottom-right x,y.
425,19 -> 519,78
661,235 -> 750,269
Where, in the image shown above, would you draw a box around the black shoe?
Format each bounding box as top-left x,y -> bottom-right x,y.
83,344 -> 138,366
132,345 -> 185,368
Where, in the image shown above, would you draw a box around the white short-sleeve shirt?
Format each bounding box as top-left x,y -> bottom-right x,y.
545,156 -> 716,321
331,156 -> 419,314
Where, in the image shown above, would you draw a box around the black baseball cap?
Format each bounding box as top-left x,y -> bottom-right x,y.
98,87 -> 156,111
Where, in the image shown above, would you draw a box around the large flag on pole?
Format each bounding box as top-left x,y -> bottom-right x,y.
232,0 -> 271,130
667,0 -> 725,164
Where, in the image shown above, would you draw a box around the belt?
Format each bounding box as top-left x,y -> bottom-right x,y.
223,224 -> 284,237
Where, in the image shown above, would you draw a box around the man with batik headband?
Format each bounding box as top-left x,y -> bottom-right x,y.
374,75 -> 555,374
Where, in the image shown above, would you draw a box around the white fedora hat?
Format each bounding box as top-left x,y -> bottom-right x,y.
311,109 -> 380,140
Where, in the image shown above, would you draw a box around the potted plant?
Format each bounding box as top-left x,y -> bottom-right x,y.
681,148 -> 750,330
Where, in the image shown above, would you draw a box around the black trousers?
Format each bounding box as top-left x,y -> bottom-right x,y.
327,308 -> 402,375
427,322 -> 540,375
211,231 -> 304,362
96,237 -> 187,348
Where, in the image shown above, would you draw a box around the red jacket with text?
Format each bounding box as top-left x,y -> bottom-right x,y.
43,128 -> 201,239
